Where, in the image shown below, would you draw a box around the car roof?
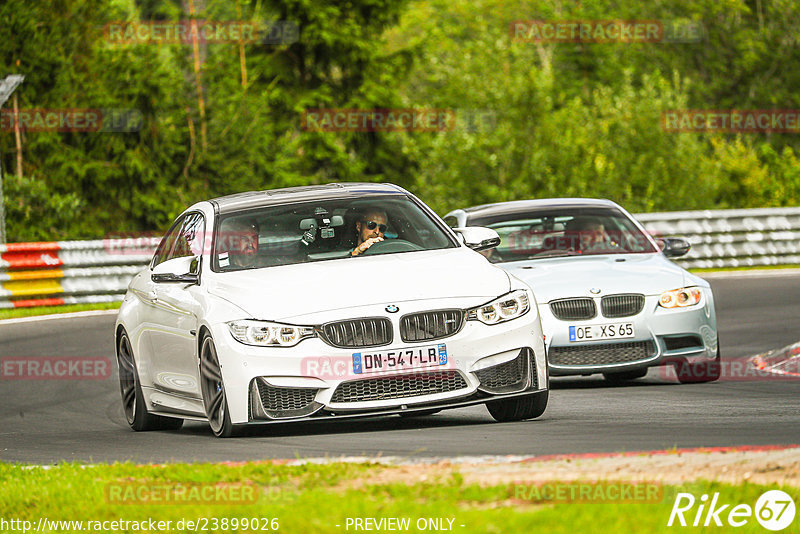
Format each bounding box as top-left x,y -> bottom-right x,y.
209,182 -> 407,213
460,198 -> 620,219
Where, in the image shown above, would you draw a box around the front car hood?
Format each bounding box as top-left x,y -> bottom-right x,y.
499,253 -> 704,303
207,248 -> 510,320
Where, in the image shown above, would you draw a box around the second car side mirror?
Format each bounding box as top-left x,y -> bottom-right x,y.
659,237 -> 691,258
453,227 -> 501,252
151,255 -> 200,283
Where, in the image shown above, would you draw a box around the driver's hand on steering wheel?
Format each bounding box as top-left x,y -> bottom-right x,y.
352,236 -> 384,256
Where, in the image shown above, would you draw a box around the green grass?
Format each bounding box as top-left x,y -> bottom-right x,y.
0,301 -> 121,320
0,462 -> 796,533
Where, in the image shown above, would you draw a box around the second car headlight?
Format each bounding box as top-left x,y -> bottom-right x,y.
467,289 -> 531,325
658,287 -> 702,308
227,320 -> 316,347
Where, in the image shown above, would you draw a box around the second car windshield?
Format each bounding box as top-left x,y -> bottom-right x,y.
470,207 -> 657,262
212,195 -> 455,271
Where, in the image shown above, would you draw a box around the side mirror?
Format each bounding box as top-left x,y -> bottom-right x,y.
453,227 -> 501,252
152,255 -> 200,283
659,237 -> 691,258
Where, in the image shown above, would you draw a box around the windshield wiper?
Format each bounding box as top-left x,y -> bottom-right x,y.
531,250 -> 583,258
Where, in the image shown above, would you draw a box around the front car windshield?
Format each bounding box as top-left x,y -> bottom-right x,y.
212,195 -> 456,271
469,206 -> 658,263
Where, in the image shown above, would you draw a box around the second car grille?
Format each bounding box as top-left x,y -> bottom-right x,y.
321,318 -> 392,348
550,298 -> 596,320
601,294 -> 645,318
549,341 -> 656,367
474,348 -> 536,394
330,371 -> 468,403
400,310 -> 464,342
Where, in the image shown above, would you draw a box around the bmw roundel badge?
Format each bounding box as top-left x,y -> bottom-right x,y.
385,304 -> 399,313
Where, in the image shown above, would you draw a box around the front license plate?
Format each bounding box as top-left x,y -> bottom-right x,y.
352,344 -> 447,375
569,323 -> 634,342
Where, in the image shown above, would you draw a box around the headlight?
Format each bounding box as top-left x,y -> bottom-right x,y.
658,287 -> 702,308
227,320 -> 316,347
467,289 -> 531,325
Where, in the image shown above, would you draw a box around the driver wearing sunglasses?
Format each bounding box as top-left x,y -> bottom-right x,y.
351,209 -> 389,256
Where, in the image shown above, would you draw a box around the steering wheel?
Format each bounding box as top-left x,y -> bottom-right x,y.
361,239 -> 423,255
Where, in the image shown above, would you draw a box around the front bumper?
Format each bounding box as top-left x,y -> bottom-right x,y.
211,303 -> 547,424
543,291 -> 718,376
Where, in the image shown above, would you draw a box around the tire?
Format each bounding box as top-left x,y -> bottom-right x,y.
603,368 -> 649,383
200,334 -> 243,438
116,331 -> 183,431
675,342 -> 722,384
486,390 -> 548,422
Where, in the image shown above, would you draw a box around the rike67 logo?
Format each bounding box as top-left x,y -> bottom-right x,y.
668,490 -> 796,530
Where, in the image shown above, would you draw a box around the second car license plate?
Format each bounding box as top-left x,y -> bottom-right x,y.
569,323 -> 634,342
352,344 -> 447,375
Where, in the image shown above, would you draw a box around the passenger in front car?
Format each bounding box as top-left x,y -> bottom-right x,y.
220,218 -> 262,269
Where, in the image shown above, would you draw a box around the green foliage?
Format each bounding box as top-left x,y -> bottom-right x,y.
392,0 -> 800,214
0,0 -> 799,241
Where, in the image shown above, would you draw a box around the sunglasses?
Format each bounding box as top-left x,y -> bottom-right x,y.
363,220 -> 388,233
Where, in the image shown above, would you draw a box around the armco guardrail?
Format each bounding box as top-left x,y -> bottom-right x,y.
0,238 -> 159,309
635,207 -> 800,269
1,207 -> 799,309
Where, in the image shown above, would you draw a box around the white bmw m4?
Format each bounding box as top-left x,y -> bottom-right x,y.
115,183 -> 548,437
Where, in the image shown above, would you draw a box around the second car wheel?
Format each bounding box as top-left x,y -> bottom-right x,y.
675,342 -> 722,384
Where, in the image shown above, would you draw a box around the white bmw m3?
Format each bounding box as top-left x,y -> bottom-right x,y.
115,183 -> 548,437
445,199 -> 720,385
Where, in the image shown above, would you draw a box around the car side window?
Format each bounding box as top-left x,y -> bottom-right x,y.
152,216 -> 186,268
152,213 -> 205,268
172,213 -> 205,264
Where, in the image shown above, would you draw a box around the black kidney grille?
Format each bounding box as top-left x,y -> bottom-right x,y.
601,294 -> 645,318
321,318 -> 392,348
549,341 -> 656,366
400,310 -> 464,342
550,298 -> 597,320
330,371 -> 468,403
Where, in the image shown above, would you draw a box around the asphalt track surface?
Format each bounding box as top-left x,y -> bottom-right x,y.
1,272 -> 799,464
